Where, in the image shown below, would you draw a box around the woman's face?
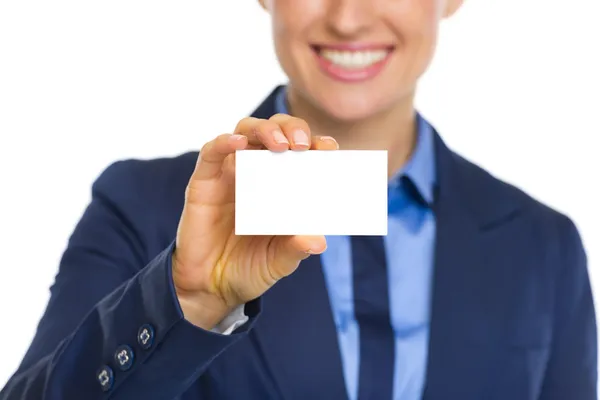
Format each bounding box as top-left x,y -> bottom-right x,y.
262,0 -> 463,121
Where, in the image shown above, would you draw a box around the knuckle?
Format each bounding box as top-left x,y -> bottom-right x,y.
289,119 -> 310,132
199,135 -> 226,161
255,121 -> 282,143
199,140 -> 212,157
234,117 -> 258,133
257,119 -> 279,130
269,113 -> 289,121
277,116 -> 309,133
183,183 -> 198,203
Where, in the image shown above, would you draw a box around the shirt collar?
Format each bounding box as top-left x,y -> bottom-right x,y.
273,85 -> 436,206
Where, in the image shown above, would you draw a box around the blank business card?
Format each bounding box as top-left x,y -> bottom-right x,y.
235,150 -> 388,236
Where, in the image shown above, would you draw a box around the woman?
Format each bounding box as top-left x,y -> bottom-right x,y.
1,0 -> 596,399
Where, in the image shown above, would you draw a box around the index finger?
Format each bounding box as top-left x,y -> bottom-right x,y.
269,114 -> 312,151
193,133 -> 248,181
233,117 -> 290,152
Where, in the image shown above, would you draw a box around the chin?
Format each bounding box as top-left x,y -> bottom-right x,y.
311,90 -> 393,122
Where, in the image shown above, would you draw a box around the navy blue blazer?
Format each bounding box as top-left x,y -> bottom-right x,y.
1,87 -> 597,400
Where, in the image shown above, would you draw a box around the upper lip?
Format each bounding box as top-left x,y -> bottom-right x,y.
311,43 -> 395,52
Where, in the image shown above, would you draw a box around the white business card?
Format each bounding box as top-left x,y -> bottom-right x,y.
235,150 -> 388,236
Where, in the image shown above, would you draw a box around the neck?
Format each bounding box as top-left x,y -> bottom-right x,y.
286,85 -> 418,178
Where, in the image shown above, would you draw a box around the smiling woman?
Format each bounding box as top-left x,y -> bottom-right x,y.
267,0 -> 462,124
0,0 -> 597,399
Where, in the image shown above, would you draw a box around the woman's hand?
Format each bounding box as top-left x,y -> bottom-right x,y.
172,114 -> 339,330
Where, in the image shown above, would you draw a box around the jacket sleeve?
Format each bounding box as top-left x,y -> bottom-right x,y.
539,216 -> 597,399
0,160 -> 261,400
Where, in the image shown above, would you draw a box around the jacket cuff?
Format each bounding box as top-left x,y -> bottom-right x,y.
93,241 -> 261,398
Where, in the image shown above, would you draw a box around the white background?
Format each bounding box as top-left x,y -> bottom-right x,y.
1,0 -> 599,390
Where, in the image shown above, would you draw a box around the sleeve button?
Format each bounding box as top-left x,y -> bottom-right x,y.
137,324 -> 155,350
96,365 -> 114,392
114,345 -> 134,371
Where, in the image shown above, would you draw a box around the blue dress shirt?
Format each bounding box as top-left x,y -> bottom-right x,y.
274,86 -> 437,400
4,84 -> 594,400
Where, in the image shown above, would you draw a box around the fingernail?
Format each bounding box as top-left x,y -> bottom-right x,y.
306,243 -> 326,254
273,129 -> 289,144
320,136 -> 339,149
230,134 -> 245,141
293,130 -> 310,146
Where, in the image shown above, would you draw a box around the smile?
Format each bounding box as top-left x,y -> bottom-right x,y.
311,44 -> 394,83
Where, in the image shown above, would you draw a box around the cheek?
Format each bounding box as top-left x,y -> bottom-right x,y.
395,0 -> 440,46
271,20 -> 302,83
391,0 -> 441,79
270,2 -> 321,86
270,0 -> 321,38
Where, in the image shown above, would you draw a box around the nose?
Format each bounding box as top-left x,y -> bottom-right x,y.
326,0 -> 377,38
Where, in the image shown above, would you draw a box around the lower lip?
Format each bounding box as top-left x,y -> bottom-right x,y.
313,49 -> 393,83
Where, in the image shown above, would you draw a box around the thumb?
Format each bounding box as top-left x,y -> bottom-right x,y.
267,235 -> 327,280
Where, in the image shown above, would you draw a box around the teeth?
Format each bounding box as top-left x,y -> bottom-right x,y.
320,49 -> 388,69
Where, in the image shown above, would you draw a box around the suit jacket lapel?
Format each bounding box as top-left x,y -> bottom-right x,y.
250,86 -> 284,120
248,90 -> 348,400
246,88 -> 525,399
251,255 -> 348,400
422,134 -> 523,398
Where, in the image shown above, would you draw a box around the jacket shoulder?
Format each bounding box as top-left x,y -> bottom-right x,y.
90,151 -> 198,252
93,151 -> 197,204
453,152 -> 584,253
94,150 -> 197,190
